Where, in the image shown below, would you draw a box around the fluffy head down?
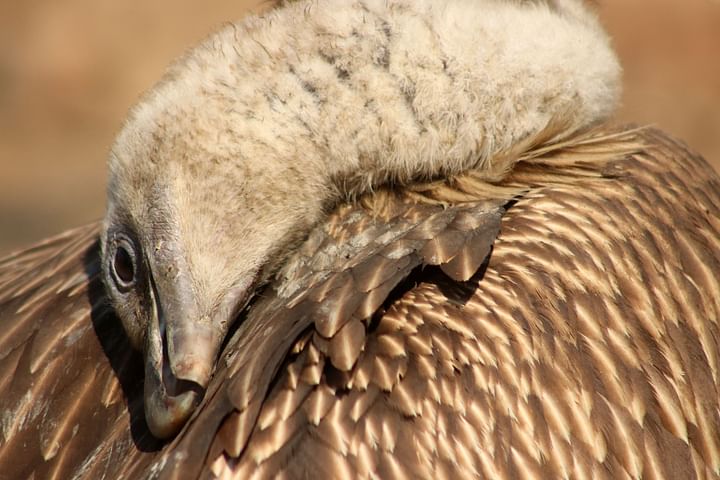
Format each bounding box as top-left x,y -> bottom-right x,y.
101,0 -> 620,438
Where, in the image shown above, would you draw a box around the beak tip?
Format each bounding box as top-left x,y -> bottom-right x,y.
145,387 -> 201,439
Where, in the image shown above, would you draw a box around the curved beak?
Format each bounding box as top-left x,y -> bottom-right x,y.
143,307 -> 223,438
142,271 -> 245,439
143,313 -> 206,438
141,268 -> 255,439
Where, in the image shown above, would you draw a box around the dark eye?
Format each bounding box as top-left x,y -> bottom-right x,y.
111,239 -> 137,290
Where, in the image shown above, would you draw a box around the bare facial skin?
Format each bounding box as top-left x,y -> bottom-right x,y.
101,0 -> 620,438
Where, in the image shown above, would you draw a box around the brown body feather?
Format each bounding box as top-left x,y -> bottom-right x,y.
1,126 -> 720,479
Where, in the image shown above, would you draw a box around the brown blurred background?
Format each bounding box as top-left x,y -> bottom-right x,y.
1,0 -> 719,255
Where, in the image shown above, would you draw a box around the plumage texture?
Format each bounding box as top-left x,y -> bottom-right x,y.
1,127 -> 720,479
100,0 -> 622,438
107,0 -> 621,285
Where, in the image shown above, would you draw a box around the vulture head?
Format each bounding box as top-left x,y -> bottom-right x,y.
100,64 -> 324,438
100,0 -> 620,439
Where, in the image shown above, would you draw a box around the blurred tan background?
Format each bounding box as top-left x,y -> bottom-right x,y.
1,0 -> 719,255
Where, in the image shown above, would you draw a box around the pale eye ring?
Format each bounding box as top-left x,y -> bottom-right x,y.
111,238 -> 137,290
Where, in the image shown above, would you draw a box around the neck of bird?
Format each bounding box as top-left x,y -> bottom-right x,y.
232,1 -> 619,275
236,0 -> 618,208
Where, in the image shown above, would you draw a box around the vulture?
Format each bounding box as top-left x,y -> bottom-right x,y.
1,1 -> 719,479
102,0 -> 620,439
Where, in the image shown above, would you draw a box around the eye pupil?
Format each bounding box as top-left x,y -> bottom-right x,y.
113,245 -> 135,285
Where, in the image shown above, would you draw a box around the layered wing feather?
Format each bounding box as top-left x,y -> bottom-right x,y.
1,127 -> 720,479
0,225 -> 164,479
201,127 -> 720,479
